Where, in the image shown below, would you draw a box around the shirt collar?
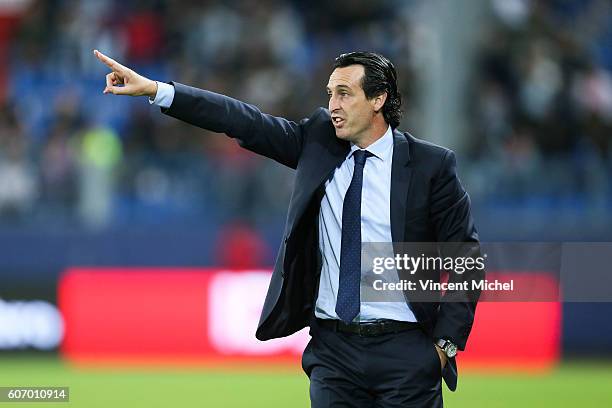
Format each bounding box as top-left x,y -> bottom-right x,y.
349,126 -> 393,161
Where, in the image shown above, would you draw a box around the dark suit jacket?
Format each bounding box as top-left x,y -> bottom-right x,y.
162,82 -> 483,391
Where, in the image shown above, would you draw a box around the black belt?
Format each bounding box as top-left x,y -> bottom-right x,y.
316,318 -> 419,337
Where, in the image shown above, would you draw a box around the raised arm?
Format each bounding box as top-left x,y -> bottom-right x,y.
94,50 -> 307,168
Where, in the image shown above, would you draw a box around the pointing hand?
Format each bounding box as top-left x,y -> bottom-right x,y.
93,49 -> 158,98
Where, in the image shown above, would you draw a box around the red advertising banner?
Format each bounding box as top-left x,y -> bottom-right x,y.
59,268 -> 560,371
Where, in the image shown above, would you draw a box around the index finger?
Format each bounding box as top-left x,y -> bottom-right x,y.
93,49 -> 123,71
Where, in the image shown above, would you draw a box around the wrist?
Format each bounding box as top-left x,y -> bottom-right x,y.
435,338 -> 458,358
147,80 -> 158,98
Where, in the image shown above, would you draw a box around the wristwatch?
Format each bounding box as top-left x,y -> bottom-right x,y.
436,339 -> 458,358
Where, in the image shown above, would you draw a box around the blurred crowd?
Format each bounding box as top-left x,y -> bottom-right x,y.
0,0 -> 417,228
0,0 -> 611,230
468,0 -> 612,204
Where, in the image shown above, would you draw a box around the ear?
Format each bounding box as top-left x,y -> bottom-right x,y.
371,92 -> 387,113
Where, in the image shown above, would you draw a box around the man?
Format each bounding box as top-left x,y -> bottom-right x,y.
94,49 -> 482,407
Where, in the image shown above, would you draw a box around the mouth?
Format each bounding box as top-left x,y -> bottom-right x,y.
332,117 -> 345,128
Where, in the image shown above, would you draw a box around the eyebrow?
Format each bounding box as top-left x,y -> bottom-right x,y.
326,85 -> 352,92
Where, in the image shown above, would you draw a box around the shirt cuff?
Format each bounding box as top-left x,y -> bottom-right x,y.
148,81 -> 175,108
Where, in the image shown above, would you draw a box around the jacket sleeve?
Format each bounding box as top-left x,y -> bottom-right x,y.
161,82 -> 316,169
430,150 -> 484,350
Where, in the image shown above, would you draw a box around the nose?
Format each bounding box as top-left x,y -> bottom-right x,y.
329,94 -> 340,112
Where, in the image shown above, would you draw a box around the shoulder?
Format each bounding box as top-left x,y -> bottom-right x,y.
404,131 -> 452,158
309,107 -> 331,124
300,107 -> 334,142
400,130 -> 455,168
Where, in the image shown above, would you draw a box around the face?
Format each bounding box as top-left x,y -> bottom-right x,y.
326,65 -> 385,144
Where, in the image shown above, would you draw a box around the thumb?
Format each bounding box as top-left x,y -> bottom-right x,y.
104,85 -> 131,95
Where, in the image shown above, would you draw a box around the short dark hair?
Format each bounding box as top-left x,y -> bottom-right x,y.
333,51 -> 403,129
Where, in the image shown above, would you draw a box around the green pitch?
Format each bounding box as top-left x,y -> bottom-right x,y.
1,356 -> 611,407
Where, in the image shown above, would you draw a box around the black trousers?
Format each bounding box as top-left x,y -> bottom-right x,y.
302,319 -> 443,407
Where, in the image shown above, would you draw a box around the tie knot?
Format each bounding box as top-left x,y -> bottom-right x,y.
352,150 -> 372,166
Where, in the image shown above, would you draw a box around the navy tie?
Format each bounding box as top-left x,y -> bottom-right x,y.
336,149 -> 372,323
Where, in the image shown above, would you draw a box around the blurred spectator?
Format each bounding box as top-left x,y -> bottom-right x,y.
0,104 -> 36,219
214,222 -> 271,269
77,124 -> 122,227
39,121 -> 77,212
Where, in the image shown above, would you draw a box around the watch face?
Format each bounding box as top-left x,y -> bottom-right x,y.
446,343 -> 458,358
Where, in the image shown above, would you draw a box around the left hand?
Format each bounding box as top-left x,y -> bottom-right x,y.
434,344 -> 448,371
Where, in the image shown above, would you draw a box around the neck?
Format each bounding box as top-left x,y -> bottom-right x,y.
353,119 -> 389,149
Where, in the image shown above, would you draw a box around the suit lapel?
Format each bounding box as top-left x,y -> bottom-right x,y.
287,128 -> 411,241
390,130 -> 412,243
307,134 -> 349,196
286,131 -> 349,236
